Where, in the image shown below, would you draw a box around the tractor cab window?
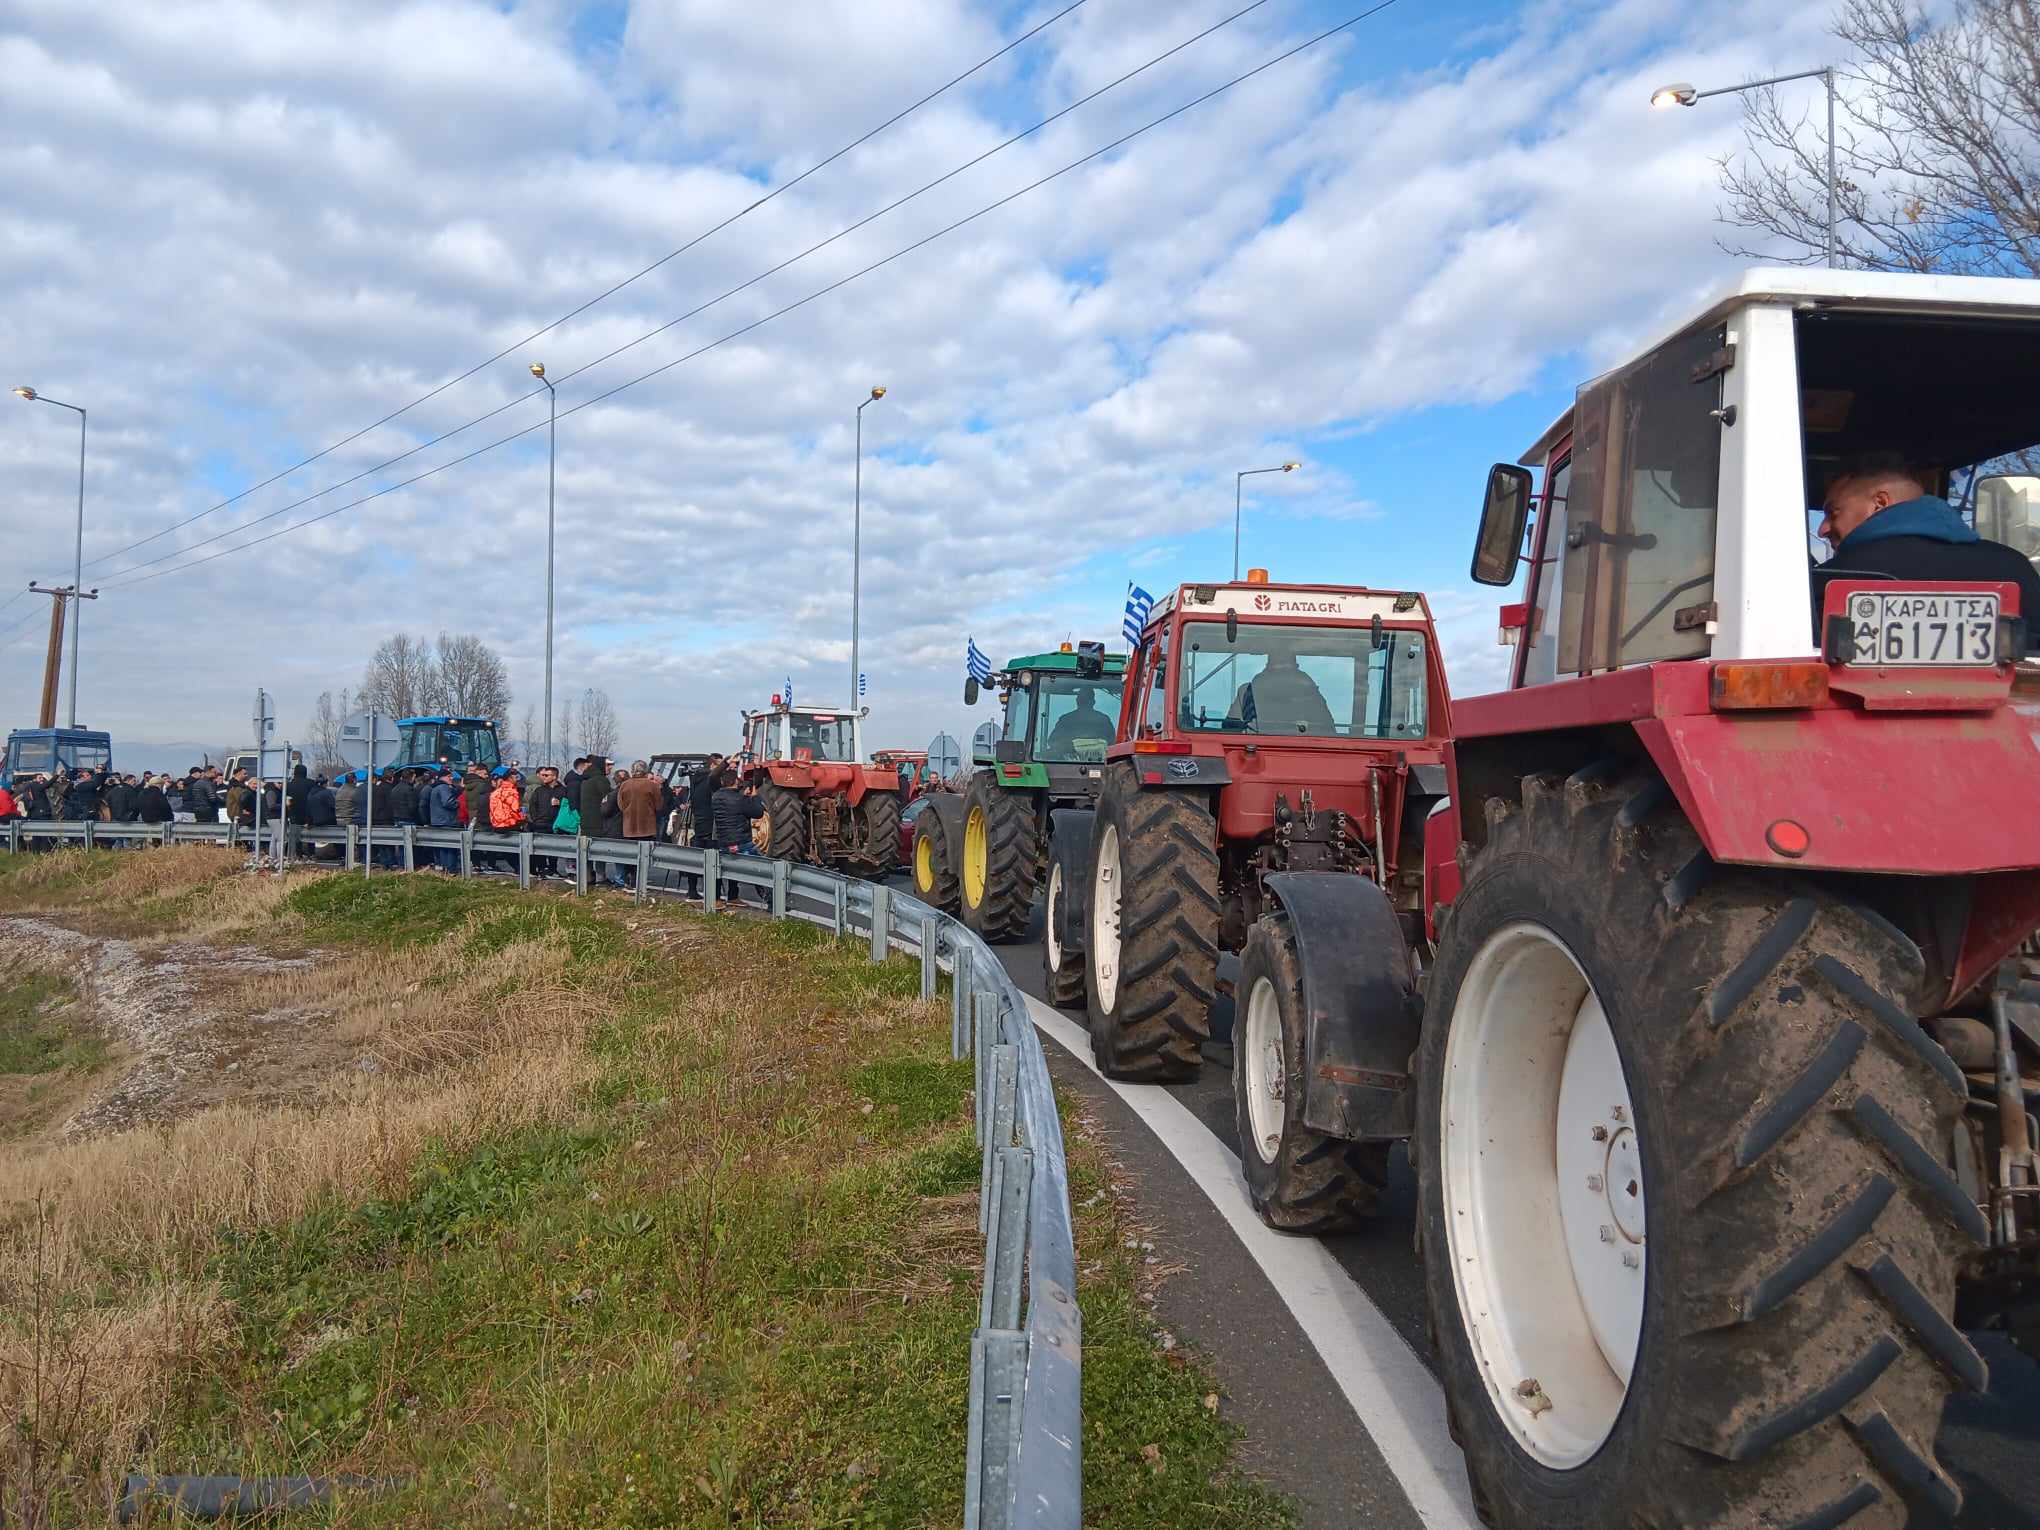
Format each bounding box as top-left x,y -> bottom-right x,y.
746,716 -> 773,760
1001,684 -> 1031,744
1035,674 -> 1118,763
405,722 -> 500,769
1140,632 -> 1169,737
1557,324 -> 1724,674
7,739 -> 56,775
1796,311 -> 2040,579
1176,622 -> 1429,739
789,714 -> 853,761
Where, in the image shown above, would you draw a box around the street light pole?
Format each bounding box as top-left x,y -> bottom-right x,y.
852,385 -> 886,714
1651,66 -> 1839,266
530,363 -> 557,766
13,387 -> 88,725
1233,461 -> 1301,580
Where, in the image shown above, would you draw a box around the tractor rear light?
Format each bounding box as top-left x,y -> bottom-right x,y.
1000,764 -> 1024,778
1710,662 -> 1829,710
1132,739 -> 1192,754
1765,819 -> 1811,858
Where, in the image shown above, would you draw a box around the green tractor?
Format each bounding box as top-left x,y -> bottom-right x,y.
912,643 -> 1126,989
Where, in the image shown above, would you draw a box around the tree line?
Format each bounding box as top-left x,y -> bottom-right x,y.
299,631 -> 618,774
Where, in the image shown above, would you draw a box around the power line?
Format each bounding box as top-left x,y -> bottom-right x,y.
76,0 -> 1091,576
96,0 -> 1278,584
106,0 -> 1401,593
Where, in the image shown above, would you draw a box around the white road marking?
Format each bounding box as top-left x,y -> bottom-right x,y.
1024,994 -> 1480,1530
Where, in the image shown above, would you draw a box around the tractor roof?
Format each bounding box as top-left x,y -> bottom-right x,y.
746,703 -> 857,718
1004,649 -> 1128,674
1146,581 -> 1433,626
1520,266 -> 2040,464
396,716 -> 496,727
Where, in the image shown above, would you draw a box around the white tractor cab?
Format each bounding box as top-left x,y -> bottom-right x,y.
1393,268 -> 2040,1530
739,703 -> 865,766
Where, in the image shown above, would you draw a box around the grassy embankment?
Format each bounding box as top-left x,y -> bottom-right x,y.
0,848 -> 1292,1527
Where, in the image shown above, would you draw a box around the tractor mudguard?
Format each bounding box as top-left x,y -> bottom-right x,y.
1047,807 -> 1097,952
926,789 -> 968,852
1264,871 -> 1421,1142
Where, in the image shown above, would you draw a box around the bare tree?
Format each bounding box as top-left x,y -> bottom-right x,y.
556,697 -> 576,764
359,635 -> 438,719
510,704 -> 540,766
304,690 -> 348,775
578,686 -> 619,761
434,631 -> 512,720
1719,0 -> 2040,278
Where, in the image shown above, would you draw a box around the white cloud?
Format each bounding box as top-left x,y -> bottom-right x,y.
1,0 -> 1834,762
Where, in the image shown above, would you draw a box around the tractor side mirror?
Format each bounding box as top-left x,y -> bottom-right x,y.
1225,608 -> 1238,644
1471,464 -> 1535,586
964,678 -> 980,706
1075,640 -> 1105,679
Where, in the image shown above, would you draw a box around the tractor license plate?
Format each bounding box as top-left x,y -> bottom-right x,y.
1839,590 -> 1999,666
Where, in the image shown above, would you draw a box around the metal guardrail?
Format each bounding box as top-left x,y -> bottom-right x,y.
1,817 -> 1081,1529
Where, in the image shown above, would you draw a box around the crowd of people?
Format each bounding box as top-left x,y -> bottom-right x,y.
0,751 -> 772,907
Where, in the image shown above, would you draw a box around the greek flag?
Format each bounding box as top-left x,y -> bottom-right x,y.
966,638 -> 993,685
1122,583 -> 1155,647
783,675 -> 793,706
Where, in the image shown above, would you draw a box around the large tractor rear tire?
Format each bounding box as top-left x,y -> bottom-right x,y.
912,804 -> 959,912
1418,767 -> 1983,1530
1235,915 -> 1390,1231
1085,768 -> 1220,1081
859,790 -> 901,876
960,773 -> 1037,943
757,782 -> 809,863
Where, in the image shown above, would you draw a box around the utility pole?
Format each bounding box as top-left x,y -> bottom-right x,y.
24,582 -> 98,729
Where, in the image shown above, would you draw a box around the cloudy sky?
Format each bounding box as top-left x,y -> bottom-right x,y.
1,0 -> 1836,766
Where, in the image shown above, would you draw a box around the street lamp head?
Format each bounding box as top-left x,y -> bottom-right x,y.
528,362 -> 546,378
1282,461 -> 1300,472
870,385 -> 886,400
1650,83 -> 1697,109
12,386 -> 35,401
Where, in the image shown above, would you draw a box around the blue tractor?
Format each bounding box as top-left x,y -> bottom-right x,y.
3,726 -> 112,786
390,716 -> 501,771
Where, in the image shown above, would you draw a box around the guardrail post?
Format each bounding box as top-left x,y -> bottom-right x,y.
460,825 -> 474,879
981,1043 -> 1018,1235
831,878 -> 847,937
518,832 -> 533,890
974,989 -> 999,1149
920,917 -> 939,1001
402,824 -> 417,873
770,858 -> 788,918
636,840 -> 653,904
701,849 -> 719,914
82,820 -> 94,851
965,1330 -> 1028,1530
344,825 -> 357,870
5,822 -> 17,854
951,944 -> 971,1061
982,1143 -> 1033,1331
869,885 -> 890,963
574,838 -> 589,896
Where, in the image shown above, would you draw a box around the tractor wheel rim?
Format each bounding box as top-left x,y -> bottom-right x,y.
1045,860 -> 1064,971
1092,823 -> 1121,1012
915,831 -> 934,891
1440,920 -> 1644,1470
1243,974 -> 1285,1165
963,806 -> 988,907
753,811 -> 771,852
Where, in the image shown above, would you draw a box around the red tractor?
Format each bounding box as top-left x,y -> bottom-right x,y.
736,699 -> 900,876
870,748 -> 936,802
1219,270 -> 2040,1530
1068,573 -> 1450,1144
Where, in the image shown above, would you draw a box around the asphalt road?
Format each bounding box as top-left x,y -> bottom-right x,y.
921,880 -> 2040,1530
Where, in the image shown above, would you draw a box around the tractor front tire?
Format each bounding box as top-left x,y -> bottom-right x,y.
1235,915 -> 1390,1232
1418,767 -> 1983,1530
859,791 -> 902,876
913,804 -> 959,912
1085,769 -> 1219,1082
1041,817 -> 1093,1009
960,773 -> 1037,943
757,782 -> 809,863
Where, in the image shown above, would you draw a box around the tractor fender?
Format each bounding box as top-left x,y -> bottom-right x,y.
1263,871 -> 1421,1143
924,788 -> 968,852
1047,807 -> 1097,954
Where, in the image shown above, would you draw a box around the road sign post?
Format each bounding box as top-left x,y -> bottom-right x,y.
339,710 -> 403,878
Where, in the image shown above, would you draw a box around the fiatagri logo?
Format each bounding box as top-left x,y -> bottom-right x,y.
1254,595 -> 1347,614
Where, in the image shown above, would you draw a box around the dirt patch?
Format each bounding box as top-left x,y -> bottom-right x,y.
0,916 -> 348,1140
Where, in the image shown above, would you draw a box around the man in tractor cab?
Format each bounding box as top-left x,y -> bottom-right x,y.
1043,685 -> 1114,758
1229,644 -> 1336,735
1814,451 -> 2040,643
